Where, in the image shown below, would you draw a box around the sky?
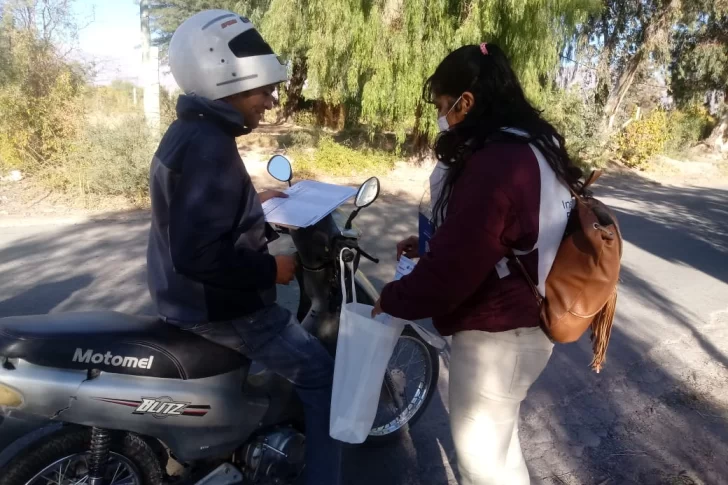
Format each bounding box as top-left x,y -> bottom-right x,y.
73,0 -> 175,88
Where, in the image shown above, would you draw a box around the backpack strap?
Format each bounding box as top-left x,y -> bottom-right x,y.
511,252 -> 544,305
560,170 -> 601,199
584,170 -> 602,189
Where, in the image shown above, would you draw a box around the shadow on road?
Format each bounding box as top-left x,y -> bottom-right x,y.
0,212 -> 153,317
599,172 -> 728,284
0,275 -> 94,316
530,316 -> 728,484
523,173 -> 728,484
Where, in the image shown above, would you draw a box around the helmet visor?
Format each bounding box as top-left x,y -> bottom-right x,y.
228,29 -> 275,58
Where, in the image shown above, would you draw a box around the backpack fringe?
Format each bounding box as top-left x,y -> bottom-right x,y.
590,290 -> 617,373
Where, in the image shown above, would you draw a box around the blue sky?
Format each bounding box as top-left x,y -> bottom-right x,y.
74,0 -> 174,87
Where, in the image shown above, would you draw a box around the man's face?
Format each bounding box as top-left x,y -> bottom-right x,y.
225,84 -> 277,130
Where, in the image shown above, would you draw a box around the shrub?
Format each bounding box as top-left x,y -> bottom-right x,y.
0,67 -> 85,173
278,130 -> 319,148
617,110 -> 671,168
538,88 -> 605,168
0,22 -> 86,174
292,109 -> 317,127
666,105 -> 717,154
43,115 -> 155,204
287,136 -> 395,178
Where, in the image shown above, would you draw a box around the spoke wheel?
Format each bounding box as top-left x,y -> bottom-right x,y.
0,429 -> 163,485
295,274 -> 440,444
24,452 -> 141,485
368,327 -> 438,441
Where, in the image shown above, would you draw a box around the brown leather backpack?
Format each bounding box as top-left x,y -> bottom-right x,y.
514,171 -> 622,373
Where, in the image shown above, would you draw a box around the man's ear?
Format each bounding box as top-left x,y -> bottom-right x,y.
459,91 -> 475,114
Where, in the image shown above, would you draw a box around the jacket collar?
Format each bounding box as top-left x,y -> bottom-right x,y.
176,95 -> 250,137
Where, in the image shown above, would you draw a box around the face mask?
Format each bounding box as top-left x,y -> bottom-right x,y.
437,95 -> 463,132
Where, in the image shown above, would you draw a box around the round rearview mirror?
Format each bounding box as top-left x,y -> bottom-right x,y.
267,155 -> 292,183
355,177 -> 380,208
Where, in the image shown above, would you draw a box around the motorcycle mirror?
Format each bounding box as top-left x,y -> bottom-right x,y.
355,177 -> 380,208
267,155 -> 293,185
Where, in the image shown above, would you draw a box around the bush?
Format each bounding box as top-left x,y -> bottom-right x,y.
278,130 -> 319,148
0,17 -> 87,173
292,109 -> 317,127
287,136 -> 395,178
43,115 -> 155,204
666,105 -> 717,154
617,110 -> 671,168
0,66 -> 85,173
538,88 -> 605,168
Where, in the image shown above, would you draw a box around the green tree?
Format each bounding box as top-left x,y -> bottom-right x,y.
149,0 -> 270,46
575,0 -> 681,130
671,4 -> 728,152
151,0 -> 596,143
263,0 -> 597,143
0,0 -> 86,171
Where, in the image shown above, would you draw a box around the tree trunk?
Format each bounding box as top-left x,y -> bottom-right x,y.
411,101 -> 431,154
280,56 -> 307,122
707,114 -> 728,153
603,0 -> 679,124
603,50 -> 645,127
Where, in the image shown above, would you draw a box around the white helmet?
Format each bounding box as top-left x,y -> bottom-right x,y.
169,10 -> 287,100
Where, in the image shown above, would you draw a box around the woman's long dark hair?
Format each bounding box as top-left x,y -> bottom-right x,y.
426,44 -> 584,227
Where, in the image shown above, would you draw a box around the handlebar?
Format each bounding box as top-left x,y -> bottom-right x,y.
358,248 -> 379,264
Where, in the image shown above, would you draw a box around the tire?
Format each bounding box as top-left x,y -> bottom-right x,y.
366,326 -> 440,444
0,427 -> 163,485
296,277 -> 440,444
350,284 -> 439,443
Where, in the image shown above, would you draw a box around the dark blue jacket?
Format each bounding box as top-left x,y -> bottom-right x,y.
147,95 -> 276,323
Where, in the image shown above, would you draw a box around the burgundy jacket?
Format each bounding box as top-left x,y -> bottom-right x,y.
380,141 -> 570,336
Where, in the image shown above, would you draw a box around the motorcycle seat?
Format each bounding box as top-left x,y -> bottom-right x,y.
0,312 -> 249,380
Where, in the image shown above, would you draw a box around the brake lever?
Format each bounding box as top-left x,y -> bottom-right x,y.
358,248 -> 380,264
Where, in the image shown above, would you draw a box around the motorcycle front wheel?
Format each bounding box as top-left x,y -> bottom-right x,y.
296,280 -> 440,444
367,325 -> 440,444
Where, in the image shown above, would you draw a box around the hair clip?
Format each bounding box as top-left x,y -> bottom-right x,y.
480,43 -> 489,55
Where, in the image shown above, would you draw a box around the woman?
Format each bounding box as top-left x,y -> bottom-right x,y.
373,44 -> 584,485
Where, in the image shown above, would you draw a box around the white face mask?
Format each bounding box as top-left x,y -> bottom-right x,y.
437,95 -> 463,132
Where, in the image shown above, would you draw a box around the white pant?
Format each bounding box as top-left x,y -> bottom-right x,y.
449,328 -> 554,485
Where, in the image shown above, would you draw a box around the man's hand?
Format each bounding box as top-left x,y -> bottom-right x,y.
396,235 -> 420,261
274,254 -> 297,285
371,298 -> 384,318
259,190 -> 288,204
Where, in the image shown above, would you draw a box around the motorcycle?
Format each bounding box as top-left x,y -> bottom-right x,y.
0,155 -> 440,485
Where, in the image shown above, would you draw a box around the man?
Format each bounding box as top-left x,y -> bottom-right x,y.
146,10 -> 341,484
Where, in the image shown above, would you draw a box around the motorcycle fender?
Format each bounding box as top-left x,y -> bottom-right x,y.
354,271 -> 380,303
0,415 -> 63,469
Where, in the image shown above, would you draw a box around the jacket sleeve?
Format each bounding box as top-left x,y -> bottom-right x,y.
167,145 -> 277,291
379,162 -> 514,321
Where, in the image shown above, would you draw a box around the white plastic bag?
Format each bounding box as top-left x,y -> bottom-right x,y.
329,251 -> 405,444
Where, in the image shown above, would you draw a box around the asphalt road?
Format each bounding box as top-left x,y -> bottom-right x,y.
1,171 -> 727,485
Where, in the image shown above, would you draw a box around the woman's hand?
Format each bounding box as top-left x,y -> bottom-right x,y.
371,299 -> 384,318
259,190 -> 288,204
396,235 -> 420,261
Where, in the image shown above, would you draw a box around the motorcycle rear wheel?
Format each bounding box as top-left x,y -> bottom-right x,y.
0,428 -> 162,485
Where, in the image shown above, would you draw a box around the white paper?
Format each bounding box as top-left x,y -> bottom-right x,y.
263,180 -> 357,228
394,256 -> 416,281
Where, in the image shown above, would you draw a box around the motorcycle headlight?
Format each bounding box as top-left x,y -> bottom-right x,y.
0,383 -> 22,407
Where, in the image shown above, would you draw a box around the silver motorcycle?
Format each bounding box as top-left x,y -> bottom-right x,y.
0,155 -> 439,485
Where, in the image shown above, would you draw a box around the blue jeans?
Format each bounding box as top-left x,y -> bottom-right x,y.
179,305 -> 342,485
